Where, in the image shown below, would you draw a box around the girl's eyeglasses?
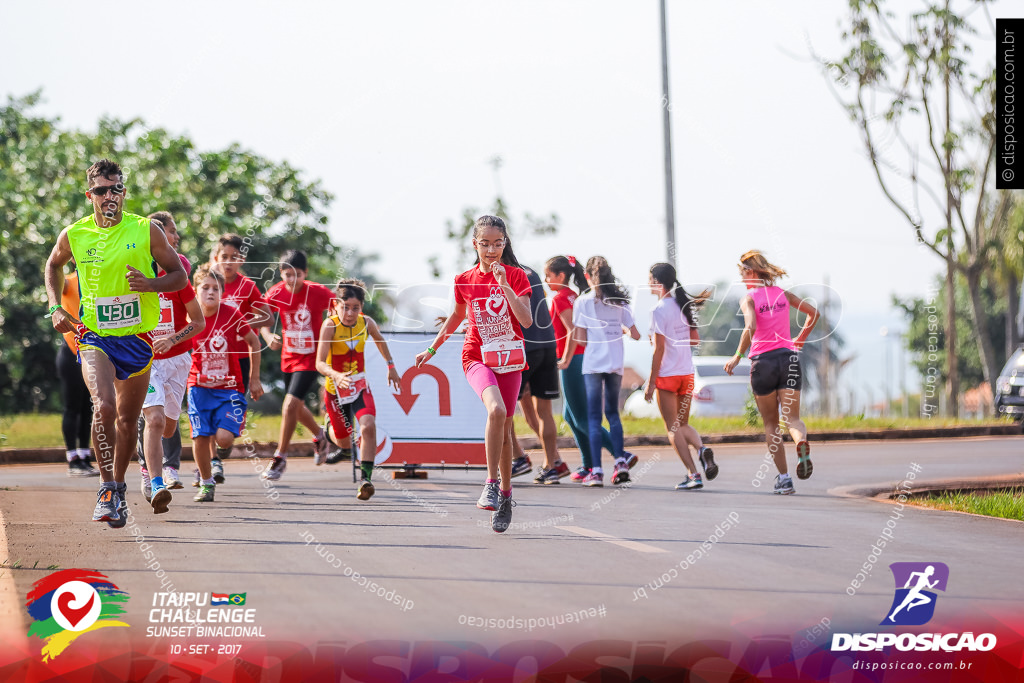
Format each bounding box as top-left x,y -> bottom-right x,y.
477,240 -> 506,250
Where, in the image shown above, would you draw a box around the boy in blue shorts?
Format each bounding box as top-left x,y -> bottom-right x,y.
187,264 -> 264,502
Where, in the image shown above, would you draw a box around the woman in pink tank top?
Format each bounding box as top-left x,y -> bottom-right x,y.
723,250 -> 820,495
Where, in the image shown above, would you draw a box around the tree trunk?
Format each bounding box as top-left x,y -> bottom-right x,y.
945,254 -> 959,417
1008,268 -> 1021,356
964,266 -> 999,409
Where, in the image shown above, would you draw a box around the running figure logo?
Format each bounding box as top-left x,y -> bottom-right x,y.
882,562 -> 949,626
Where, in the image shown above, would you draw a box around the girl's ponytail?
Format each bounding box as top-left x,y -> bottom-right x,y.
650,262 -> 708,327
586,256 -> 630,305
545,255 -> 587,293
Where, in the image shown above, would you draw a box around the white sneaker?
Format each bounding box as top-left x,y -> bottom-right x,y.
140,466 -> 152,502
163,467 -> 183,490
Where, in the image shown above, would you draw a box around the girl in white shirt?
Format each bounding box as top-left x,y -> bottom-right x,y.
571,256 -> 640,487
644,262 -> 717,491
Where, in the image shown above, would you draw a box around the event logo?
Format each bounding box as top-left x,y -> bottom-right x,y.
485,288 -> 507,318
25,569 -> 129,662
882,562 -> 949,626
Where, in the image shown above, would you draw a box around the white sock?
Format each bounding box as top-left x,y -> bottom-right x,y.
66,451 -> 78,462
275,451 -> 287,460
592,467 -> 604,475
202,477 -> 216,486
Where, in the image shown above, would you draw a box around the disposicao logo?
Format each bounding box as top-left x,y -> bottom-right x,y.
832,562 -> 996,653
25,569 -> 129,662
883,562 -> 949,626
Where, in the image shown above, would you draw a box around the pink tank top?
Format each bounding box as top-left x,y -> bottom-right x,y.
749,286 -> 795,357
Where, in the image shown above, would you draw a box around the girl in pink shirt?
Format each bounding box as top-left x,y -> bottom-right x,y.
724,250 -> 820,495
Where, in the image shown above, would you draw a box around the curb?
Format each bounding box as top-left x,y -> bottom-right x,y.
1,424 -> 1020,466
829,473 -> 1024,524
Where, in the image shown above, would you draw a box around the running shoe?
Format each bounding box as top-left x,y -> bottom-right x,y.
92,485 -> 120,523
491,495 -> 516,533
675,473 -> 703,491
535,467 -> 562,485
151,487 -> 171,514
193,483 -> 215,502
357,479 -> 375,501
532,467 -> 547,484
796,441 -> 813,480
625,451 -> 638,469
67,459 -> 91,477
107,483 -> 128,528
211,458 -> 225,484
140,466 -> 152,503
261,456 -> 286,481
313,431 -> 330,466
476,481 -> 501,511
79,459 -> 100,477
552,461 -> 571,480
582,471 -> 604,487
570,466 -> 589,482
774,474 -> 795,495
164,467 -> 183,490
325,448 -> 352,465
511,455 -> 532,478
192,469 -> 201,487
611,460 -> 631,485
699,447 -> 719,481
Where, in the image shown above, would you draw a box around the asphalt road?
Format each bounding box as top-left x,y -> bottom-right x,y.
1,437 -> 1022,652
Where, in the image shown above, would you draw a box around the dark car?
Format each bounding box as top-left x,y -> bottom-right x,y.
995,346 -> 1024,421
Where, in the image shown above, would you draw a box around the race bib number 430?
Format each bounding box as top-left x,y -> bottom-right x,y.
95,294 -> 142,330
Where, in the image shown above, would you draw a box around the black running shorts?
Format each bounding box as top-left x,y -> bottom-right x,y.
519,347 -> 560,400
749,348 -> 802,396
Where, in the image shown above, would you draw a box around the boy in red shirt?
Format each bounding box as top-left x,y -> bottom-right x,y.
260,250 -> 335,481
188,265 -> 264,502
207,233 -> 271,484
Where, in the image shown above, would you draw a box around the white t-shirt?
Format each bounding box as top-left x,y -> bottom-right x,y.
572,293 -> 635,375
650,296 -> 694,377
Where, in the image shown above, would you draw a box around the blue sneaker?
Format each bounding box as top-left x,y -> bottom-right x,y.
107,483 -> 128,528
491,496 -> 516,533
92,485 -> 119,523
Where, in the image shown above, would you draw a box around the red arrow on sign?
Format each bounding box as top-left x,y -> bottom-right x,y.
393,364 -> 452,416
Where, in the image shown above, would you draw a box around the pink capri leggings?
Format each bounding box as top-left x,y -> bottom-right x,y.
465,362 -> 522,415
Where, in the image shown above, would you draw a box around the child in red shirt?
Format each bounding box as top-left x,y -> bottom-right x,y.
260,250 -> 335,481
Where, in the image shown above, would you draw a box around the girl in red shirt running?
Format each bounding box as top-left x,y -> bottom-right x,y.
415,216 -> 532,533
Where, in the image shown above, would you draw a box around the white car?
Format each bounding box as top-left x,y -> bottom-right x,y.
624,355 -> 753,418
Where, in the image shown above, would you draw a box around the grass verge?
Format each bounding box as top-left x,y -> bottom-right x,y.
910,488 -> 1024,521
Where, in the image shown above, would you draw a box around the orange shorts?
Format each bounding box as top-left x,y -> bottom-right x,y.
654,373 -> 694,396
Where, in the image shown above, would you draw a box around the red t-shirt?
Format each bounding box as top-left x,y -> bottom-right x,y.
221,274 -> 263,319
550,287 -> 585,359
263,281 -> 335,372
154,254 -> 196,360
454,264 -> 531,372
188,303 -> 252,391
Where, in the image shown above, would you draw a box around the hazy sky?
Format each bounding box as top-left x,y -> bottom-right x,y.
3,1 -> 1010,406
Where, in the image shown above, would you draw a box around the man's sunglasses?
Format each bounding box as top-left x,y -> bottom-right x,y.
87,185 -> 125,197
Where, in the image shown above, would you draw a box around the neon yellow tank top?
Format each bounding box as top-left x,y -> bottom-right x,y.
67,212 -> 159,336
324,314 -> 368,394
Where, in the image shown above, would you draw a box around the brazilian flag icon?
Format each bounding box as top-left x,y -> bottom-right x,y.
228,593 -> 247,605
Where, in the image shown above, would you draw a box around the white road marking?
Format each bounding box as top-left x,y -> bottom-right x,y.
557,525 -> 668,554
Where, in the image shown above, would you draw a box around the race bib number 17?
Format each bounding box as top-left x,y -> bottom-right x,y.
95,294 -> 142,330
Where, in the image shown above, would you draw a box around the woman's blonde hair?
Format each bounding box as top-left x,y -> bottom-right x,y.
739,250 -> 787,286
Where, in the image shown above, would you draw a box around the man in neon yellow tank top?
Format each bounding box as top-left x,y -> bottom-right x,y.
44,159 -> 188,528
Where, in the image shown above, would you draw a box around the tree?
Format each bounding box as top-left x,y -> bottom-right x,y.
0,91 -> 381,412
822,0 -> 1009,414
895,271 -> 1008,395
